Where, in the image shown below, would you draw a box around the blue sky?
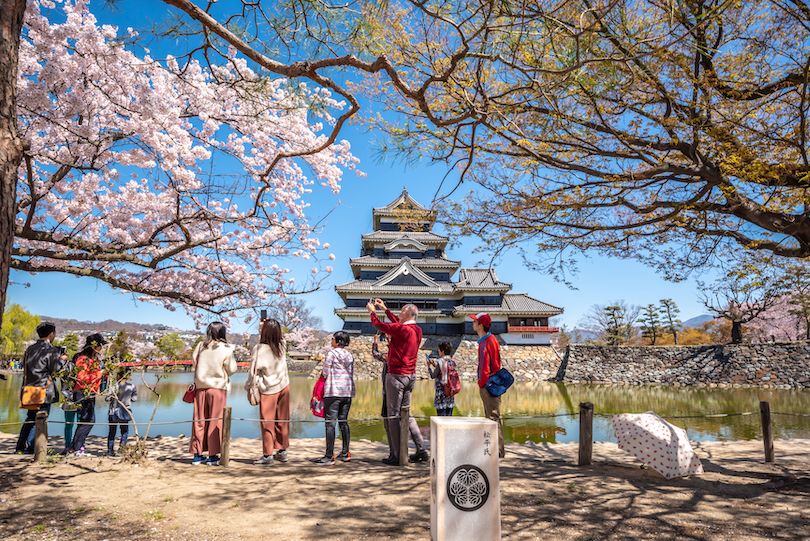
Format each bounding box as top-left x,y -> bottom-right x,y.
8,1 -> 711,334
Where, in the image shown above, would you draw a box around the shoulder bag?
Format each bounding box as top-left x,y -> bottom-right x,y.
245,347 -> 261,406
182,347 -> 201,403
442,358 -> 462,398
20,349 -> 52,410
484,345 -> 514,398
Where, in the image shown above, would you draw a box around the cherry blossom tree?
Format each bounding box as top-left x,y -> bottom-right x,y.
285,326 -> 330,358
5,0 -> 358,328
128,339 -> 159,360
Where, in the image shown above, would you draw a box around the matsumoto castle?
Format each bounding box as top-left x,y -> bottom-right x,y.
334,189 -> 564,345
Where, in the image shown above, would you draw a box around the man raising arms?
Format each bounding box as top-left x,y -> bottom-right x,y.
366,298 -> 428,464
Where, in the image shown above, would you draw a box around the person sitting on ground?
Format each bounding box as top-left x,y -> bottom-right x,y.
249,318 -> 291,466
106,368 -> 137,457
15,322 -> 68,455
427,341 -> 456,416
69,333 -> 109,457
189,321 -> 237,466
312,331 -> 355,466
366,298 -> 428,464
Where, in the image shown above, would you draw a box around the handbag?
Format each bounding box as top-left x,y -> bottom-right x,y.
182,383 -> 196,403
442,358 -> 462,398
183,348 -> 201,404
20,351 -> 52,410
484,348 -> 513,398
310,375 -> 326,418
245,348 -> 262,406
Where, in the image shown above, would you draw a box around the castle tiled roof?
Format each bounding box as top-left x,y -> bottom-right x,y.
349,256 -> 461,269
335,281 -> 456,296
453,293 -> 563,316
336,257 -> 456,298
454,268 -> 511,291
334,307 -> 444,317
361,231 -> 449,245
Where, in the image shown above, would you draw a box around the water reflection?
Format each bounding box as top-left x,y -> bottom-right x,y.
1,373 -> 808,444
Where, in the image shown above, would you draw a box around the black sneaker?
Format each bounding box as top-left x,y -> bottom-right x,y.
409,450 -> 429,463
312,456 -> 335,466
335,451 -> 351,462
381,456 -> 399,466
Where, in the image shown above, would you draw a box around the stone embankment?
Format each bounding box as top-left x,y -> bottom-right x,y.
560,343 -> 810,389
307,334 -> 561,382
302,337 -> 810,389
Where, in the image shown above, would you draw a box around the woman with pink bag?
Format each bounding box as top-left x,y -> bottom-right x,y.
189,322 -> 236,466
248,318 -> 290,466
311,331 -> 354,466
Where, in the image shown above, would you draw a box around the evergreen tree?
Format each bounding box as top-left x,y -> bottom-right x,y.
640,304 -> 663,345
659,299 -> 682,345
109,329 -> 130,361
54,333 -> 80,359
604,306 -> 627,346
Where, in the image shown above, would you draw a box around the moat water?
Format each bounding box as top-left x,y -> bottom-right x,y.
1,372 -> 809,444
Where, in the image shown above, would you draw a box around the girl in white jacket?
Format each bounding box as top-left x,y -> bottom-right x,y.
248,318 -> 290,466
189,322 -> 236,466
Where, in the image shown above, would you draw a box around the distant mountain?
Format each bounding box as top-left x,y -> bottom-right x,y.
682,314 -> 714,328
39,316 -> 186,334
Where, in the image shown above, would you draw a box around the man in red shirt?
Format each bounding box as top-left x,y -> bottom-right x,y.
472,312 -> 505,458
367,298 -> 428,464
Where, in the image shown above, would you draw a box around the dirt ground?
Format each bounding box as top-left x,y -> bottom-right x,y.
0,431 -> 809,541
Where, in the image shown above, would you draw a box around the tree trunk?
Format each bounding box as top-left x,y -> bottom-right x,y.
0,0 -> 26,329
731,321 -> 743,344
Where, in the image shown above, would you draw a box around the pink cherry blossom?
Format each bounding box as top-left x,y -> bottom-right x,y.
14,0 -> 359,326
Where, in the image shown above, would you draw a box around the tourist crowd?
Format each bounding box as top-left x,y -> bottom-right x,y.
13,300 -> 508,465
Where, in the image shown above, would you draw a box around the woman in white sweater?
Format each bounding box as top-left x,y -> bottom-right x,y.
248,318 -> 290,466
189,322 -> 237,466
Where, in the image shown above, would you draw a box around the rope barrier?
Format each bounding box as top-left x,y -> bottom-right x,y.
772,411 -> 810,418
2,410 -> 808,428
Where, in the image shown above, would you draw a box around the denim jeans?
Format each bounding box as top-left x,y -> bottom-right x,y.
71,396 -> 96,451
107,413 -> 129,453
324,396 -> 352,458
15,403 -> 51,453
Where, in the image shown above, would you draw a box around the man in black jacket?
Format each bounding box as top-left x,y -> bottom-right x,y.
15,322 -> 67,454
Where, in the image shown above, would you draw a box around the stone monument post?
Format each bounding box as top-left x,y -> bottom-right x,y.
430,417 -> 500,541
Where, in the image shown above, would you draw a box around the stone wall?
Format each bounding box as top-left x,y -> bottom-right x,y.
559,343 -> 810,389
304,339 -> 810,389
307,335 -> 561,382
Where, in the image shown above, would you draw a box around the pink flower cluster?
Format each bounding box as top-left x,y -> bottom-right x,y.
15,0 -> 357,326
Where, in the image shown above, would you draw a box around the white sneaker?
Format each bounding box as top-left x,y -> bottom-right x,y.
73,447 -> 90,458
274,450 -> 289,463
254,455 -> 274,466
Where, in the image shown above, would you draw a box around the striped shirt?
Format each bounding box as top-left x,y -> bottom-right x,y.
323,347 -> 355,398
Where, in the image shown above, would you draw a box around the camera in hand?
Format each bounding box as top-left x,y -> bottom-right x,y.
260,309 -> 267,320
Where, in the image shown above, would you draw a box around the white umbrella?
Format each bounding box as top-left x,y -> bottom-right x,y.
611,411 -> 704,479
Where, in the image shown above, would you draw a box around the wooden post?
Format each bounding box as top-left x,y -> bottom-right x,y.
221,406 -> 232,467
578,402 -> 594,466
760,400 -> 775,463
33,410 -> 48,461
399,406 -> 409,467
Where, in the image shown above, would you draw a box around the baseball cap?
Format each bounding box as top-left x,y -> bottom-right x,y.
470,313 -> 492,327
84,333 -> 109,349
